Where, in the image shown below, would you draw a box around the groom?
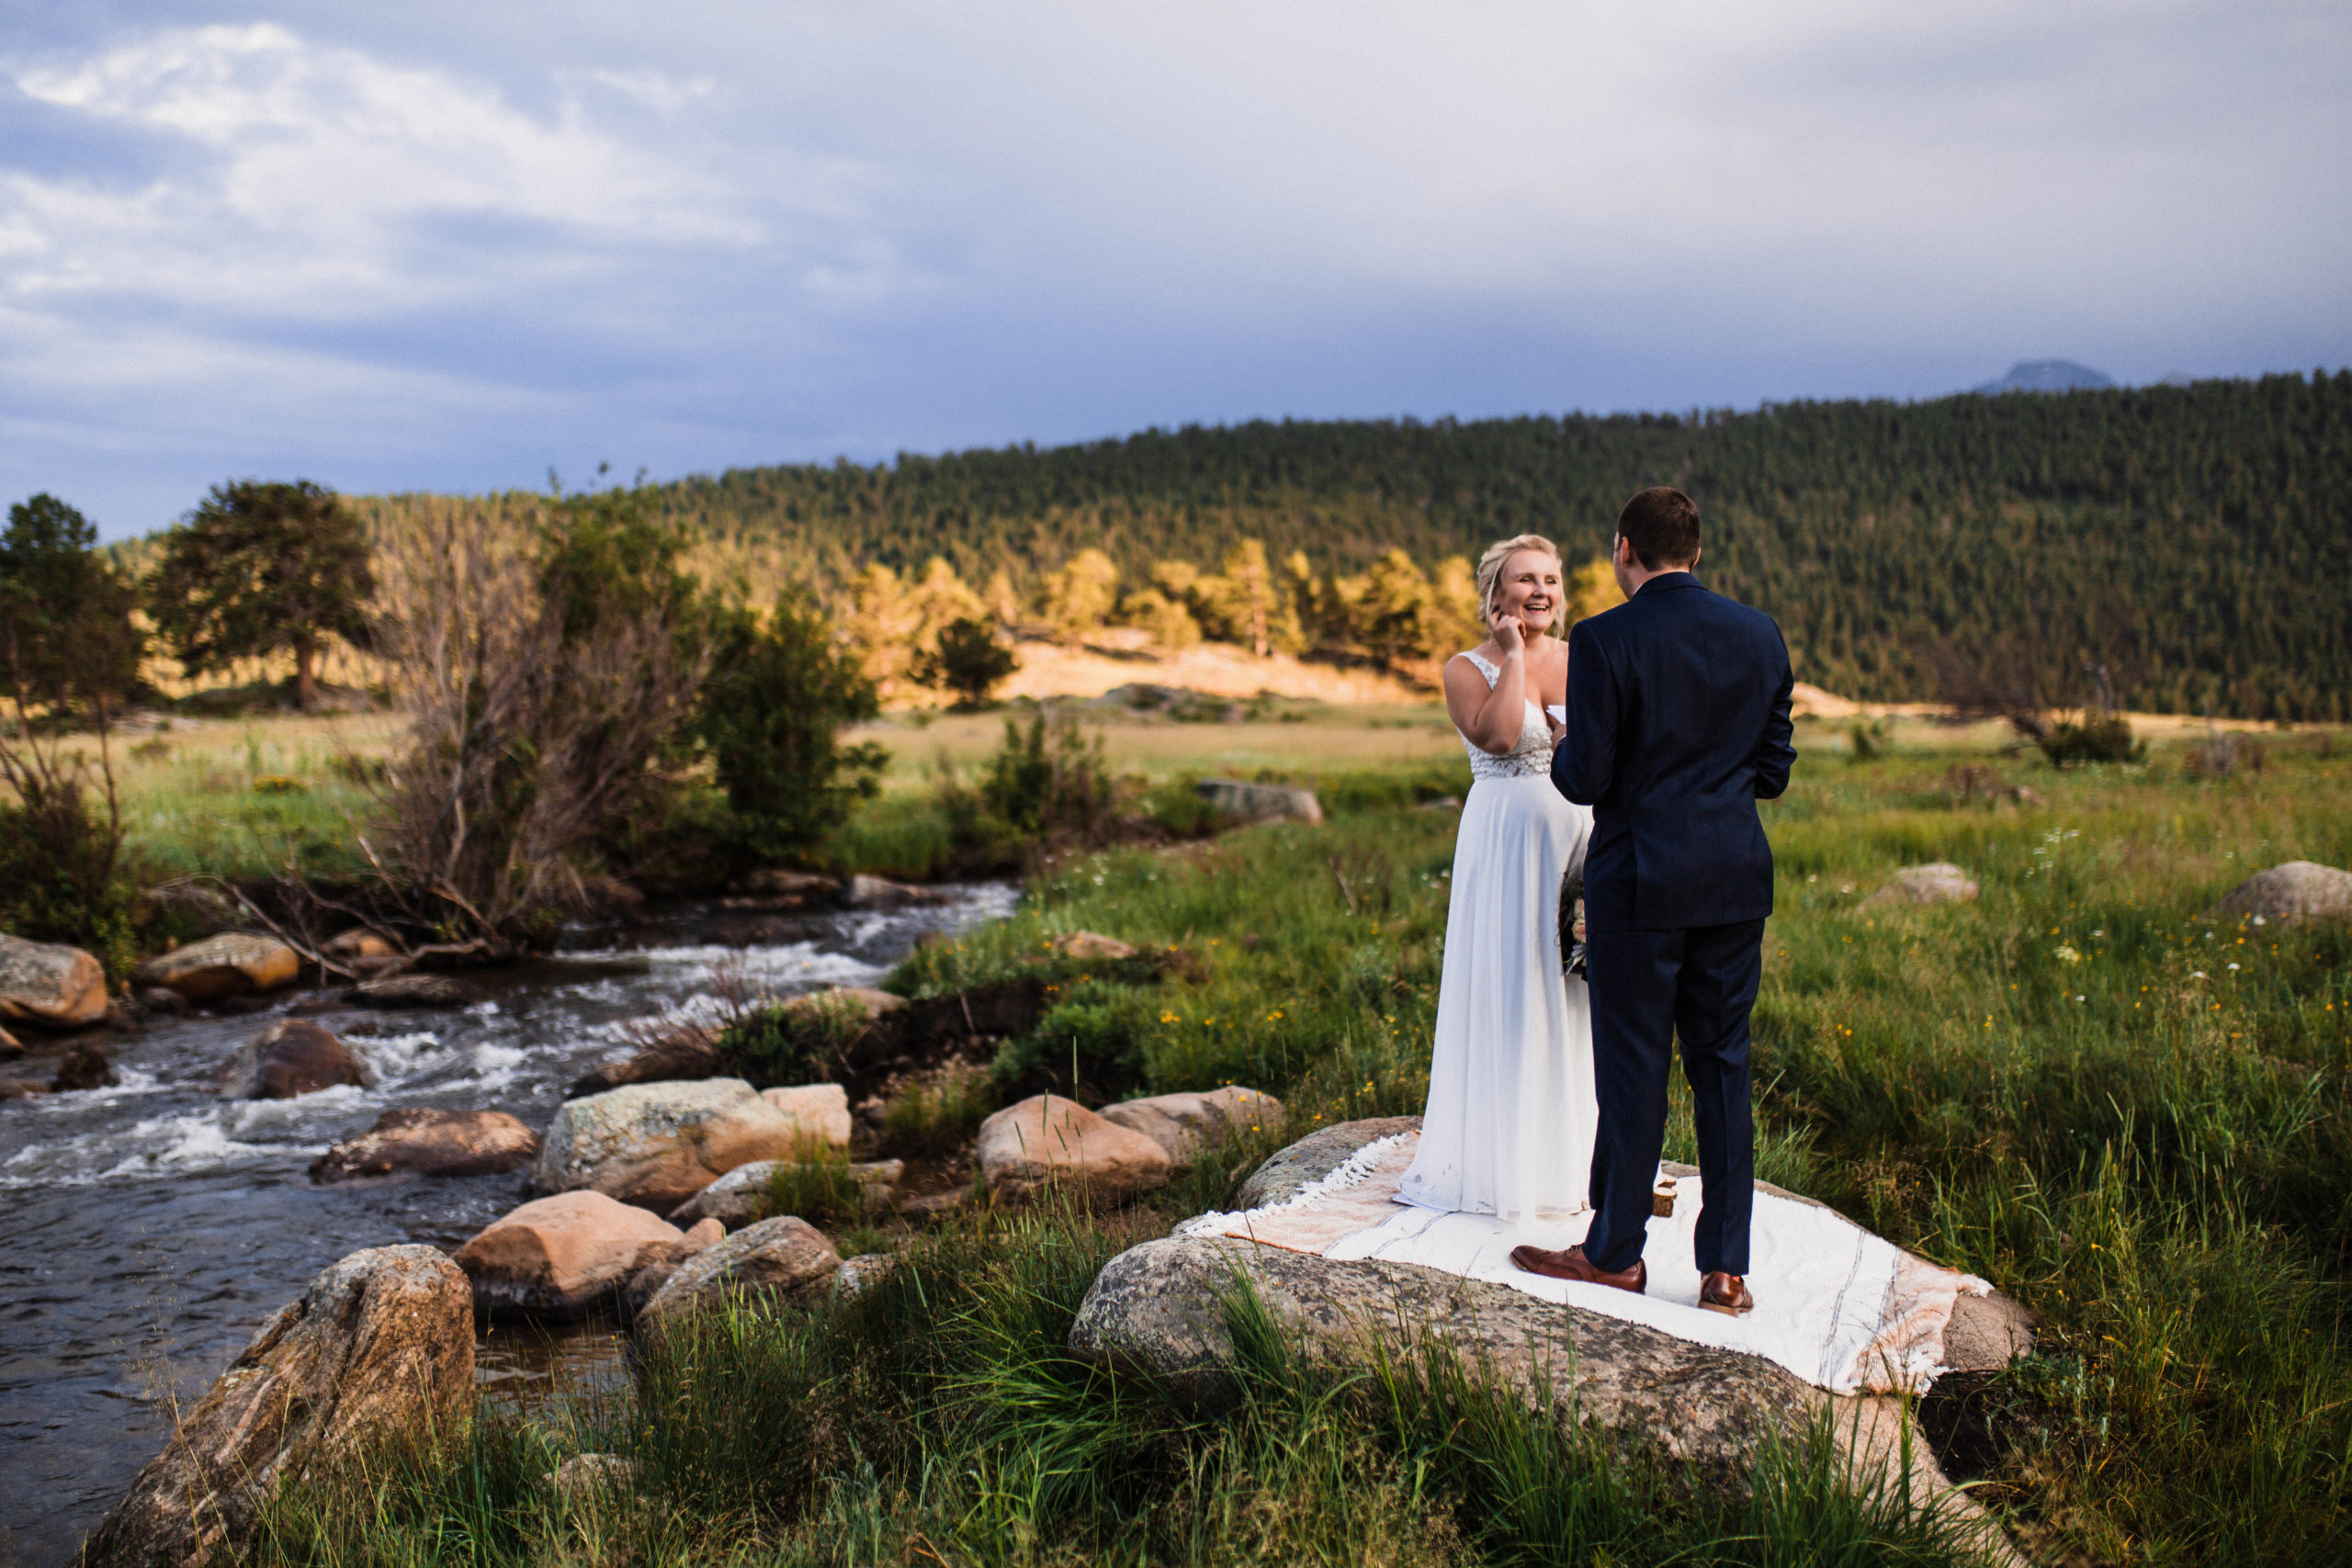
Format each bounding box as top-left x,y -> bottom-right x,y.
1512,487 -> 1795,1316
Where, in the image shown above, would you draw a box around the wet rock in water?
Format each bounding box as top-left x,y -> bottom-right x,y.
978,1093 -> 1175,1206
666,1156 -> 903,1227
1069,1238 -> 2019,1562
1100,1086 -> 1284,1170
1231,1116 -> 1421,1210
133,931 -> 300,1001
731,867 -> 841,901
1860,863 -> 1979,908
82,1246 -> 472,1568
566,1023 -> 722,1099
0,1022 -> 19,1057
52,1040 -> 118,1091
639,1215 -> 842,1333
2214,860 -> 2352,926
0,933 -> 109,1028
134,985 -> 190,1018
349,973 -> 477,1010
1195,777 -> 1323,827
215,1019 -> 373,1100
1051,931 -> 1137,961
708,914 -> 816,946
457,1191 -> 687,1317
760,1081 -> 854,1147
0,1077 -> 48,1101
310,1108 -> 541,1183
533,1077 -> 813,1209
834,1252 -> 897,1300
838,873 -> 946,909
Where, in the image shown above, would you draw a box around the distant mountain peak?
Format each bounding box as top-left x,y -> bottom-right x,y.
1976,359 -> 2115,394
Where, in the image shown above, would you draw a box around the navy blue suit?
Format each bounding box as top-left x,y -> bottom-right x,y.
1552,572 -> 1794,1276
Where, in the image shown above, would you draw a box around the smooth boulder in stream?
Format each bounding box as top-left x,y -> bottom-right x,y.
311,1108 -> 540,1182
533,1077 -> 811,1209
133,932 -> 300,1001
455,1190 -> 687,1317
0,932 -> 108,1028
215,1020 -> 373,1099
82,1245 -> 473,1568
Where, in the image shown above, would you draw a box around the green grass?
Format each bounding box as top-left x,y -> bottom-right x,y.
254,728 -> 2352,1564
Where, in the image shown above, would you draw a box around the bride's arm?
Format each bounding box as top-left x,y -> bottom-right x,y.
1444,627 -> 1534,755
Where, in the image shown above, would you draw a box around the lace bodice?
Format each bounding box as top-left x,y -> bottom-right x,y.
1455,650 -> 1555,779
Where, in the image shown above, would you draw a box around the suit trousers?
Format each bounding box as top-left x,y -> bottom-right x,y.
1579,918 -> 1765,1277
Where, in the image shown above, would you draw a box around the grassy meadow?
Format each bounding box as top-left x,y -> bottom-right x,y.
236,713 -> 2352,1566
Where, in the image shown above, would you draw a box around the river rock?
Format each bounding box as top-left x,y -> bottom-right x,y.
638,1215 -> 842,1333
732,867 -> 840,900
665,1157 -> 904,1226
0,1077 -> 47,1101
310,1109 -> 541,1183
0,1022 -> 18,1056
532,1077 -> 811,1209
838,874 -> 946,909
52,1040 -> 118,1092
1100,1086 -> 1284,1168
350,973 -> 477,1010
133,932 -> 300,1001
834,1252 -> 897,1300
761,1081 -> 854,1147
1052,931 -> 1137,960
1232,1115 -> 1421,1209
1069,1237 -> 2018,1559
566,1023 -> 722,1099
621,1216 -> 725,1314
1195,778 -> 1323,827
1861,863 -> 1979,908
978,1093 -> 1175,1205
323,928 -> 397,960
215,1019 -> 373,1100
2214,860 -> 2352,926
455,1191 -> 686,1317
82,1246 -> 473,1568
0,933 -> 108,1028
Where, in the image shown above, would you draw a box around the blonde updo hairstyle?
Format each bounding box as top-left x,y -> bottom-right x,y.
1474,533 -> 1563,635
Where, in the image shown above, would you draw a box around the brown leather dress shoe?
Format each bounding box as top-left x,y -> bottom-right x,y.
1698,1271 -> 1754,1316
1508,1244 -> 1646,1294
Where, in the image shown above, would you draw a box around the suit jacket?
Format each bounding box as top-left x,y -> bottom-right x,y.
1552,572 -> 1796,930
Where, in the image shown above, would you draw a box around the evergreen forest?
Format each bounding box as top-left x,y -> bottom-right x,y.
650,371 -> 2352,720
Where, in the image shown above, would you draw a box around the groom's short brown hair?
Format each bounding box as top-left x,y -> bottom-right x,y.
1617,487 -> 1701,570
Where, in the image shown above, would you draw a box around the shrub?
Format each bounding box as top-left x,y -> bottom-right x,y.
0,789 -> 141,974
979,706 -> 1114,840
695,593 -> 888,865
2039,712 -> 2145,765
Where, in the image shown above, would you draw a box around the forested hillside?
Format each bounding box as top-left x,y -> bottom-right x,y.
652,372 -> 2351,720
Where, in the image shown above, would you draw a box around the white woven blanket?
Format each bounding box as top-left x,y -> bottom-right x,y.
1178,1132 -> 1986,1394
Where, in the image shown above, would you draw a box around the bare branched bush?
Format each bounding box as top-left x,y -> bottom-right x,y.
368,491 -> 711,956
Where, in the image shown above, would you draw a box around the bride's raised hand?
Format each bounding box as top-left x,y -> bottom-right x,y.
1491,614 -> 1526,657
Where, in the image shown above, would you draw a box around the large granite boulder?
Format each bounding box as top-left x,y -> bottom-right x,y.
133,932 -> 300,1001
978,1093 -> 1175,1205
1072,1238 -> 2016,1560
532,1077 -> 808,1209
2215,861 -> 2352,926
310,1109 -> 540,1183
214,1020 -> 373,1100
454,1191 -> 686,1317
1861,863 -> 1979,908
82,1246 -> 472,1568
638,1215 -> 842,1333
0,933 -> 107,1028
760,1081 -> 854,1147
1196,778 -> 1322,827
1100,1086 -> 1285,1169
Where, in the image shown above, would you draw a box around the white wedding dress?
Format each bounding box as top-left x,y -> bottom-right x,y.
1397,649 -> 1600,1222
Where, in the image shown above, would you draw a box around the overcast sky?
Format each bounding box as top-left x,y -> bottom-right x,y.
3,1 -> 2346,536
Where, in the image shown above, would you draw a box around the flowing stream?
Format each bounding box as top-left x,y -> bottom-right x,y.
0,883 -> 1016,1567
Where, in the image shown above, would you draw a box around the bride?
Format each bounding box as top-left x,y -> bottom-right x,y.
1396,535 -> 1600,1222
